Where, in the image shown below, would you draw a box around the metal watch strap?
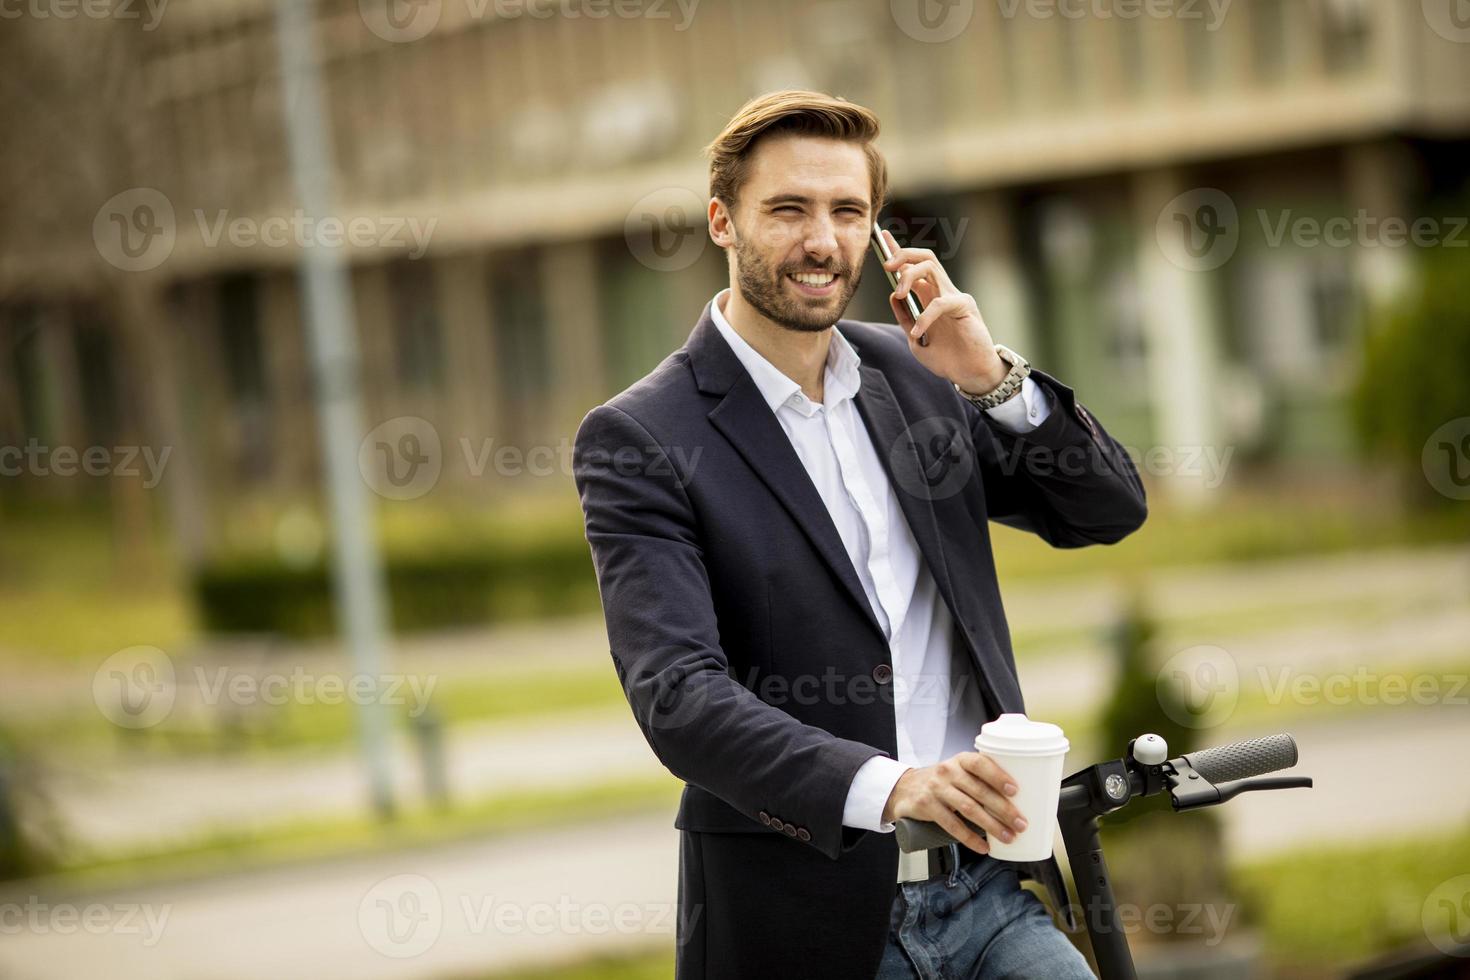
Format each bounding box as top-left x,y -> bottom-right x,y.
956,344 -> 1030,409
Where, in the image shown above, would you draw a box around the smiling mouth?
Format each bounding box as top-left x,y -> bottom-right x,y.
787,270 -> 839,296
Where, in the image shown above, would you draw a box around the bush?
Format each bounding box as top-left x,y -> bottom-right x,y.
192,536 -> 599,638
1093,592 -> 1236,947
1352,241 -> 1470,508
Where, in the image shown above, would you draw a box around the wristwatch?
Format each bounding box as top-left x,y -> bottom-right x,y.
955,344 -> 1030,410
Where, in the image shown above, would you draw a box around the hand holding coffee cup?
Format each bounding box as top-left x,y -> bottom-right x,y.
880,749 -> 1029,856
882,713 -> 1069,861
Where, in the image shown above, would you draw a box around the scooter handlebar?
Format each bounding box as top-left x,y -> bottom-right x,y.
1180,732 -> 1298,784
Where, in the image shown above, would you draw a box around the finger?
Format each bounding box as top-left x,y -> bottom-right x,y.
892,253 -> 958,295
895,265 -> 950,321
940,785 -> 1016,845
889,291 -> 915,331
881,237 -> 938,271
908,293 -> 956,342
949,769 -> 1025,830
957,751 -> 1020,797
895,257 -> 942,300
932,800 -> 990,854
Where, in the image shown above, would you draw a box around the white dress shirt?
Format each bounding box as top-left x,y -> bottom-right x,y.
708,288 -> 1052,833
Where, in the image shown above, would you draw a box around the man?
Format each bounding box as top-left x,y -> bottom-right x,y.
573,90 -> 1146,979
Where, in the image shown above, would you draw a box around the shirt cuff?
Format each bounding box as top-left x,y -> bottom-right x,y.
842,755 -> 912,833
982,375 -> 1051,433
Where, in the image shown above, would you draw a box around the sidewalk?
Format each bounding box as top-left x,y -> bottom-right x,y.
34,545 -> 1470,854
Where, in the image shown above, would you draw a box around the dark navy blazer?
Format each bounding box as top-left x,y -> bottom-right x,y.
573,301 -> 1147,979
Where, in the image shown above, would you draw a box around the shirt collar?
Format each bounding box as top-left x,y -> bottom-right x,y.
708,288 -> 862,416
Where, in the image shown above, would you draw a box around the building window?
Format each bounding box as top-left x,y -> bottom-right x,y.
218,274 -> 267,405
74,305 -> 119,446
1321,0 -> 1372,76
215,273 -> 273,479
488,249 -> 552,443
1250,0 -> 1288,86
388,259 -> 444,391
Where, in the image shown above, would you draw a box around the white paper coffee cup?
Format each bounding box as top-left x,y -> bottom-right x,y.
974,713 -> 1069,862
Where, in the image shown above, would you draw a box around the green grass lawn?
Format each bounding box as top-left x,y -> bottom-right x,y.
1238,824 -> 1470,970
3,485 -> 1467,662
459,825 -> 1470,980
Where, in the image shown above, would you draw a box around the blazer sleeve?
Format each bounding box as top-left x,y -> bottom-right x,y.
573,403 -> 888,860
964,368 -> 1148,547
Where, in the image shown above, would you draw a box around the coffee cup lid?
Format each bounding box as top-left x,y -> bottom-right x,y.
974,713 -> 1069,756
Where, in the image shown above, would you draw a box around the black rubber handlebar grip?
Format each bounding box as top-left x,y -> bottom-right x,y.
1182,733 -> 1298,784
895,814 -> 981,853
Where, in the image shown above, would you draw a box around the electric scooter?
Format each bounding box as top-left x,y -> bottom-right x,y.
896,732 -> 1313,980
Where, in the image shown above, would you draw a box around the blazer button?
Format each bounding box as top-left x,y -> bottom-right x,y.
873,664 -> 893,684
771,818 -> 785,832
796,828 -> 811,842
783,824 -> 798,838
758,811 -> 771,826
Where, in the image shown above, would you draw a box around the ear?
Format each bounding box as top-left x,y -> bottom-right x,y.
708,197 -> 735,249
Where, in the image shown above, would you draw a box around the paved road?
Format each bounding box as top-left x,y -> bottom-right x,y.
47,573 -> 1468,854
1,709 -> 1466,980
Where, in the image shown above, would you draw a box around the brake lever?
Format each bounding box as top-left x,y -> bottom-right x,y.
1214,775 -> 1313,805
1168,759 -> 1314,811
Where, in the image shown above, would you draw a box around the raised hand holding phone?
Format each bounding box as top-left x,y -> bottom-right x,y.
870,223 -> 1009,398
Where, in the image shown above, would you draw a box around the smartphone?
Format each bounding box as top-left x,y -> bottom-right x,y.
870,221 -> 928,346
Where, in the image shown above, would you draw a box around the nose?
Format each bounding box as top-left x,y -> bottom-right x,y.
801,214 -> 839,263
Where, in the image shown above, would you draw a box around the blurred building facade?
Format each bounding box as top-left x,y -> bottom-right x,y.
2,0 -> 1469,530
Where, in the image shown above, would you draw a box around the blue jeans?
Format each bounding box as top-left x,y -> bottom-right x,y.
875,855 -> 1095,979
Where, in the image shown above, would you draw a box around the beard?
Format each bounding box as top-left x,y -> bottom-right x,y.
732,231 -> 862,334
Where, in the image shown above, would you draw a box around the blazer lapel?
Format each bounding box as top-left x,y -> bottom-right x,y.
851,362 -> 961,622
688,308 -> 887,642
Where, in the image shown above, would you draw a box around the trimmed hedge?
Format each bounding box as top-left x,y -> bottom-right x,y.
192,536 -> 600,638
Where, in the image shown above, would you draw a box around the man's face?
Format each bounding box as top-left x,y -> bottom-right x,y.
722,135 -> 871,333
